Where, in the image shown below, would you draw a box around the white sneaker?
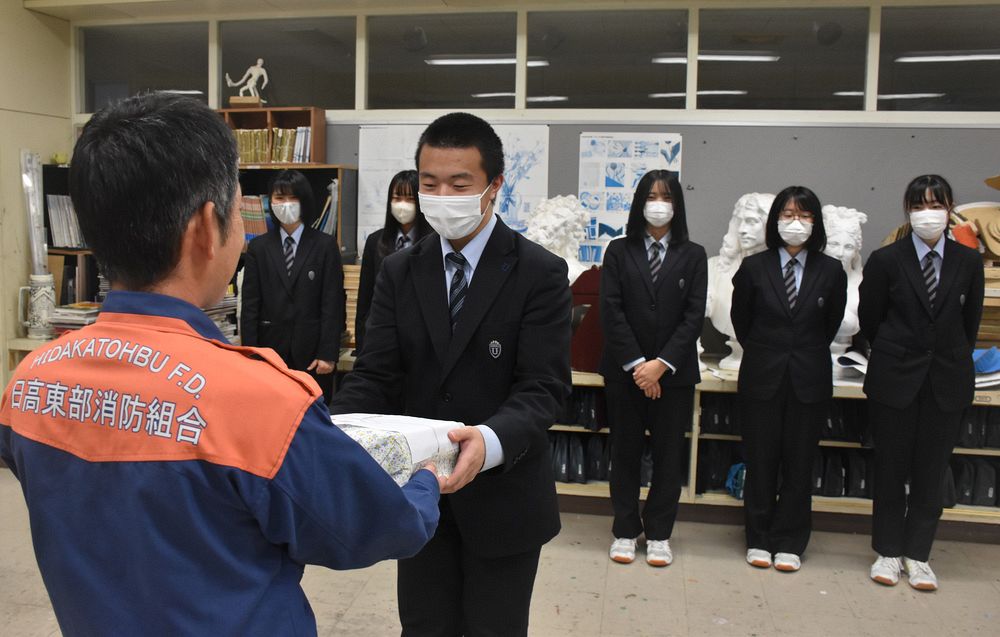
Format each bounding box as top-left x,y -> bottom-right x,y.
746,548 -> 771,568
646,539 -> 673,567
903,558 -> 938,591
870,555 -> 902,586
773,552 -> 801,572
610,537 -> 637,564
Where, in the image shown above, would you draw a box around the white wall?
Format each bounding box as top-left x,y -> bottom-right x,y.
0,6 -> 72,384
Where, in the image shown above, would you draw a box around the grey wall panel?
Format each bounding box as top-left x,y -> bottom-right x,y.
333,121 -> 1000,259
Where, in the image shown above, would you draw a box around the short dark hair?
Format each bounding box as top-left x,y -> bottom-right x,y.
415,112 -> 504,182
625,170 -> 689,245
69,93 -> 239,290
378,169 -> 431,257
904,174 -> 954,212
765,185 -> 827,252
269,169 -> 317,227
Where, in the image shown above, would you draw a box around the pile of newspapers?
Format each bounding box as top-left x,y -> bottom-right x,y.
331,413 -> 461,486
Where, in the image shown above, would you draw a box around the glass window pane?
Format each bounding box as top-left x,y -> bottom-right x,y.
367,13 -> 516,109
221,18 -> 355,110
879,6 -> 1000,112
83,23 -> 208,113
698,8 -> 868,110
527,10 -> 688,109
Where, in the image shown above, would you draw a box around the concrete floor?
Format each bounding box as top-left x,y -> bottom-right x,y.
2,469 -> 999,636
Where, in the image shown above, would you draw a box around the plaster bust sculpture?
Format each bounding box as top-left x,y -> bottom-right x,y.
705,192 -> 774,370
523,195 -> 590,285
822,204 -> 868,379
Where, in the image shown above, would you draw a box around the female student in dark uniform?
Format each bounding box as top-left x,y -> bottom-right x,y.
355,169 -> 431,353
240,169 -> 346,403
860,175 -> 983,591
600,170 -> 707,567
731,186 -> 846,573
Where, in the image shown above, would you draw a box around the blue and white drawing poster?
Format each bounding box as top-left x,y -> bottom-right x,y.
578,132 -> 682,264
358,124 -> 549,255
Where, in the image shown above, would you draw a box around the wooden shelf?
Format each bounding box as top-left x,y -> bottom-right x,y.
557,481 -> 692,503
48,247 -> 93,256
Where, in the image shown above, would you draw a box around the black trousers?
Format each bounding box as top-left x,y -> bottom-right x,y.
396,497 -> 541,637
741,376 -> 824,556
869,381 -> 961,562
606,380 -> 694,541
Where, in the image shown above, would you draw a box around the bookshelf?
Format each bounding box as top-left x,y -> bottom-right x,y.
217,106 -> 326,165
41,164 -> 97,304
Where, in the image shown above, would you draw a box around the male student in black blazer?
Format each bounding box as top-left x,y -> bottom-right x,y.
599,170 -> 707,567
241,169 -> 346,403
860,175 -> 984,591
329,113 -> 572,636
731,186 -> 847,573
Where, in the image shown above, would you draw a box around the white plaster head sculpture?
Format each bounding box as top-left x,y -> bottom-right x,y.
704,193 -> 775,370
822,204 -> 868,378
524,195 -> 590,284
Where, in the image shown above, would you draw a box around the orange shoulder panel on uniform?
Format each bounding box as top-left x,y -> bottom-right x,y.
0,312 -> 323,479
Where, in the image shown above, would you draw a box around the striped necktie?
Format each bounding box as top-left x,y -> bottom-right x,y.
784,257 -> 798,310
283,235 -> 295,276
923,252 -> 938,308
446,252 -> 468,332
649,241 -> 663,283
396,234 -> 410,251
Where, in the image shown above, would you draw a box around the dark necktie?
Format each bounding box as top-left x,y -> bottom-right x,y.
446,252 -> 468,332
283,235 -> 295,275
923,252 -> 938,308
784,257 -> 798,310
396,234 -> 410,251
649,241 -> 663,283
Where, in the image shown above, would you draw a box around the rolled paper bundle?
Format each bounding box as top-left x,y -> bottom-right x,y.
332,413 -> 461,486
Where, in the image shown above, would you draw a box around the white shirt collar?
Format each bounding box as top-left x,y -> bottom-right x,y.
779,247 -> 808,268
439,213 -> 498,274
280,223 -> 304,244
912,231 -> 945,261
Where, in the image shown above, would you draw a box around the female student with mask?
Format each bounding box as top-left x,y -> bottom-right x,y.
600,170 -> 707,567
355,169 -> 431,353
731,186 -> 847,573
241,169 -> 346,403
860,175 -> 983,591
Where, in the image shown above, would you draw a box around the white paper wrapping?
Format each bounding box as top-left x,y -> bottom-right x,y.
332,413 -> 461,486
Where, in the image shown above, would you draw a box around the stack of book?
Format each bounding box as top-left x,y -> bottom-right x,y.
46,194 -> 85,248
49,301 -> 101,335
270,126 -> 312,163
979,265 -> 1000,350
204,290 -> 238,344
235,128 -> 270,164
240,195 -> 270,241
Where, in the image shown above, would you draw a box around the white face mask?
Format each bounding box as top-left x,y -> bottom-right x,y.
272,201 -> 301,225
777,219 -> 813,247
390,201 -> 417,226
643,201 -> 674,228
418,183 -> 493,240
909,208 -> 948,242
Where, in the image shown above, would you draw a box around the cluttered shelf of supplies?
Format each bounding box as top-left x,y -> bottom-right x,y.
526,358 -> 1000,526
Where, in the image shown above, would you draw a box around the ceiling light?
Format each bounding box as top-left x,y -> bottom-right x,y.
424,55 -> 548,67
472,92 -> 515,98
833,91 -> 864,97
896,53 -> 1000,63
160,90 -> 204,95
877,93 -> 946,100
699,54 -> 780,62
697,90 -> 749,96
651,56 -> 687,64
527,96 -> 568,103
648,92 -> 686,98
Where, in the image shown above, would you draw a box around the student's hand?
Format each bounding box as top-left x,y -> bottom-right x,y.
308,359 -> 335,374
642,383 -> 662,400
418,462 -> 448,491
441,427 -> 486,494
633,359 -> 667,391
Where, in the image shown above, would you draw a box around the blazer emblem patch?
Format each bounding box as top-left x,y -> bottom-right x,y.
489,339 -> 502,359
679,278 -> 685,289
308,270 -> 315,281
817,296 -> 824,308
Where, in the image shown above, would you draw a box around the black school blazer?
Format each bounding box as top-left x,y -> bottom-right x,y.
731,248 -> 847,404
598,236 -> 708,387
859,235 -> 984,411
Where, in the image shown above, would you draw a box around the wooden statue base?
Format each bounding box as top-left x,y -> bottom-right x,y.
229,96 -> 262,108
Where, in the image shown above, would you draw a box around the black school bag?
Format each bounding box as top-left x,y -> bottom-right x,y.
985,409 -> 1000,449
811,452 -> 825,495
552,433 -> 569,482
585,434 -> 605,481
822,451 -> 846,497
846,450 -> 868,498
942,463 -> 957,508
953,457 -> 975,505
958,407 -> 983,449
971,459 -> 997,506
568,434 -> 587,483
